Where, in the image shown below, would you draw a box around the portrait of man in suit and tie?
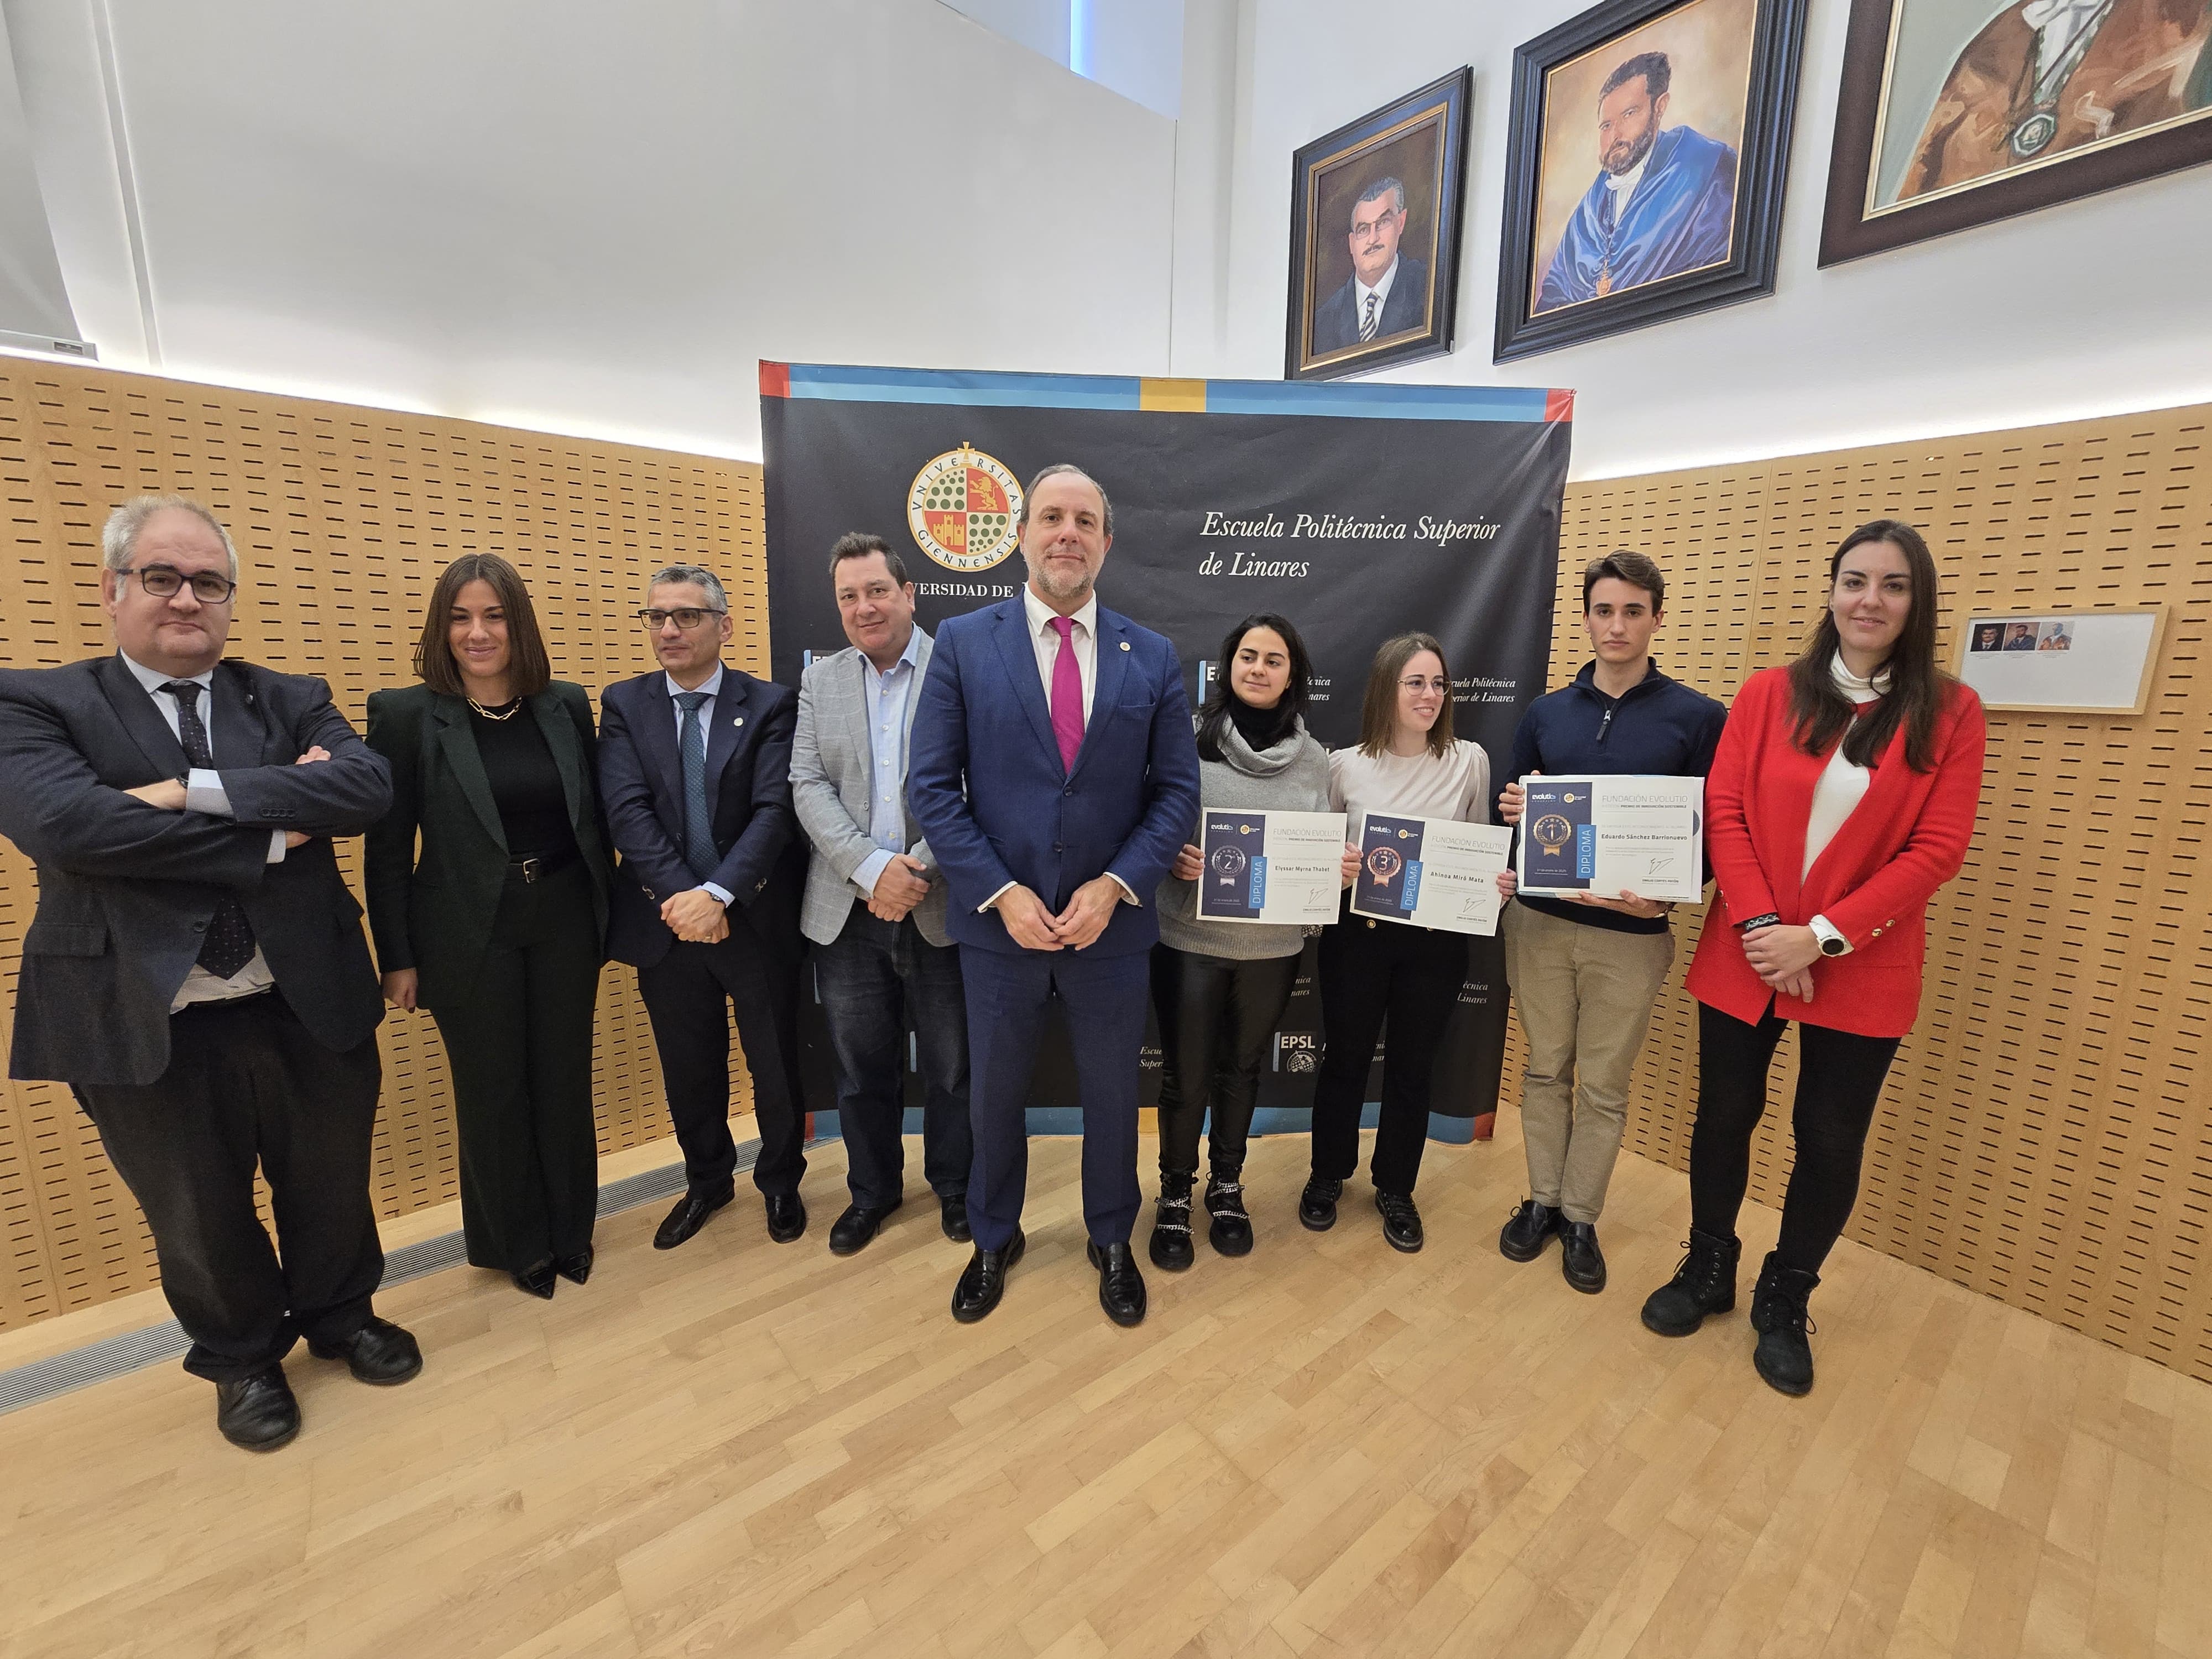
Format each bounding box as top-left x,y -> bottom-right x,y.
1310,177 -> 1433,356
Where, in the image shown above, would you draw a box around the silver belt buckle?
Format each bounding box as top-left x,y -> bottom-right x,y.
515,857 -> 542,883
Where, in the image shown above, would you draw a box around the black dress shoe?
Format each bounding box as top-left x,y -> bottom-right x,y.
1499,1199 -> 1561,1262
765,1190 -> 807,1244
215,1367 -> 300,1452
511,1259 -> 557,1299
939,1193 -> 972,1244
951,1229 -> 1025,1323
1086,1240 -> 1148,1327
1298,1176 -> 1343,1232
654,1183 -> 733,1250
1559,1222 -> 1607,1293
555,1244 -> 594,1285
307,1316 -> 423,1385
829,1201 -> 899,1256
1375,1188 -> 1425,1253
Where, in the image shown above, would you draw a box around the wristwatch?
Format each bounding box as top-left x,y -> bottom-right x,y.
1809,915 -> 1851,957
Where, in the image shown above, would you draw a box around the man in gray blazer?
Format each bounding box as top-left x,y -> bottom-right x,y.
0,495 -> 420,1454
791,533 -> 972,1253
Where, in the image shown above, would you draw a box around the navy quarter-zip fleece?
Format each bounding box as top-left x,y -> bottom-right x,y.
1499,660 -> 1726,936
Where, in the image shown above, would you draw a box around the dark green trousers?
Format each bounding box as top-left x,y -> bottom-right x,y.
430,861 -> 603,1272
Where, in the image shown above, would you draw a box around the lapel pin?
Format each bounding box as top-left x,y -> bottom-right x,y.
733,716 -> 744,727
1119,640 -> 1131,651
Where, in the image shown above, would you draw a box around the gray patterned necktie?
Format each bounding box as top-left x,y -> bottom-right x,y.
675,690 -> 717,880
1359,290 -> 1380,343
163,681 -> 258,979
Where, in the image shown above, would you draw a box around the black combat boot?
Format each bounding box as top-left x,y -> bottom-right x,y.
1639,1227 -> 1743,1336
1748,1252 -> 1820,1396
1149,1172 -> 1196,1271
1204,1165 -> 1252,1256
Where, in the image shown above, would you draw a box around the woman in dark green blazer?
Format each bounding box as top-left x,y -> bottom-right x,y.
366,554 -> 613,1298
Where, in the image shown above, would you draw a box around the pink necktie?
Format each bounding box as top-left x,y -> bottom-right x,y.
1048,615 -> 1083,772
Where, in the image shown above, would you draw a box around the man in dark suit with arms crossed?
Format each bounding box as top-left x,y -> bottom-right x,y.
908,464 -> 1201,1327
0,495 -> 420,1452
598,563 -> 810,1250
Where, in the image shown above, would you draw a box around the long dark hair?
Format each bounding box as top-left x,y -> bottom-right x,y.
1785,519 -> 1948,772
415,552 -> 552,699
1359,632 -> 1456,759
1196,614 -> 1312,761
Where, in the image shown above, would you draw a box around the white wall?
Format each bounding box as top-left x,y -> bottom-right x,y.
2,0 -> 1178,459
1181,0 -> 2212,480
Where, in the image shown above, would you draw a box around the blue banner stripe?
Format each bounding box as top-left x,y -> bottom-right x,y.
776,364 -> 1561,424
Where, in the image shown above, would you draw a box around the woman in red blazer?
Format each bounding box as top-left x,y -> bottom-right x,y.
1640,519 -> 1986,1396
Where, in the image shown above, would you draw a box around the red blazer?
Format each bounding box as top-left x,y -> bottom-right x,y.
1684,665 -> 1986,1037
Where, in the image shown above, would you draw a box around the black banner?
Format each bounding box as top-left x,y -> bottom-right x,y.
761,364 -> 1571,1140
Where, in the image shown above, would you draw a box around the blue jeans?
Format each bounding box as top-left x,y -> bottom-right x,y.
813,909 -> 972,1211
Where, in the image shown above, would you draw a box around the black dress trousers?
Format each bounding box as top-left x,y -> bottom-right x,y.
429,860 -> 604,1272
75,992 -> 385,1383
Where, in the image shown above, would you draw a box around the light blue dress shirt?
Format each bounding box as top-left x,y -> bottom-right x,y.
851,627 -> 924,896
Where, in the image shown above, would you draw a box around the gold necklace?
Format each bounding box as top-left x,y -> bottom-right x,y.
467,695 -> 523,721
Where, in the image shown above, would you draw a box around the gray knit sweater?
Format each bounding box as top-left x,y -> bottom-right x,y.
1155,716 -> 1333,960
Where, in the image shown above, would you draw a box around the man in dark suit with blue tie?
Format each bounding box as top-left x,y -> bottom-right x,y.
908,465 -> 1201,1327
598,564 -> 809,1251
0,495 -> 419,1453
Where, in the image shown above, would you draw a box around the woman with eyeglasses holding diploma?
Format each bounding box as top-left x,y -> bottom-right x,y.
1640,520 -> 1985,1395
1302,633 -> 1491,1253
1147,615 -> 1348,1270
365,554 -> 613,1300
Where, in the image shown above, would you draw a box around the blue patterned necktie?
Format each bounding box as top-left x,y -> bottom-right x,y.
163,681 -> 258,979
675,690 -> 717,880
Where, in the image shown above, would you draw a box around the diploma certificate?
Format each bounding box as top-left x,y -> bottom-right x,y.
1194,809 -> 1348,926
1349,813 -> 1514,936
1516,775 -> 1704,904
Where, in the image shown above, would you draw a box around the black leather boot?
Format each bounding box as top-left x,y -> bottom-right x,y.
1205,1166 -> 1252,1256
1749,1252 -> 1820,1396
1639,1228 -> 1743,1336
1149,1173 -> 1196,1271
1298,1175 -> 1342,1232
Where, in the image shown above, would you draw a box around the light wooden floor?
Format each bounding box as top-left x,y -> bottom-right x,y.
3,1119 -> 2208,1659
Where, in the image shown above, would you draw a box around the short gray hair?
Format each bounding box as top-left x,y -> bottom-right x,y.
646,563 -> 728,612
1019,463 -> 1114,539
1351,176 -> 1406,222
102,495 -> 239,581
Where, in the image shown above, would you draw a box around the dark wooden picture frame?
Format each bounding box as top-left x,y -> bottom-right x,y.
1493,0 -> 1809,363
1820,0 -> 2212,267
1285,68 -> 1473,382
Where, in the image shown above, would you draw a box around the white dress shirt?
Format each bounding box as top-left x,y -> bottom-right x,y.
852,627 -> 924,897
983,588 -> 1135,914
117,652 -> 283,1008
1352,256 -> 1400,333
664,662 -> 735,905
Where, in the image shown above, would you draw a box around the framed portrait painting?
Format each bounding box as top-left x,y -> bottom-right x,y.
1820,1 -> 2212,265
1286,68 -> 1473,382
1493,0 -> 1810,363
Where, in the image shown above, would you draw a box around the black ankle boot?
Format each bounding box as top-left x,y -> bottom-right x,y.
1149,1173 -> 1196,1271
1640,1227 -> 1743,1336
1749,1252 -> 1820,1396
1204,1167 -> 1252,1256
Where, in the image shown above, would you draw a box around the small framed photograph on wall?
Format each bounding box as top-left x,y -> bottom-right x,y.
1820,0 -> 2212,267
1285,68 -> 1474,382
1492,0 -> 1811,363
1956,606 -> 2168,714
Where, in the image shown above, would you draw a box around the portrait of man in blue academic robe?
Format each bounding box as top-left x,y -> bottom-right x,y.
1535,50 -> 1739,314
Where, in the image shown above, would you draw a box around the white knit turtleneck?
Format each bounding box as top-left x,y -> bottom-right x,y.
1803,654 -> 1891,878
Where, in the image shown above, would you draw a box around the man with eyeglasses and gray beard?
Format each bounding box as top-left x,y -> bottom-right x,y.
0,495 -> 419,1453
598,564 -> 811,1253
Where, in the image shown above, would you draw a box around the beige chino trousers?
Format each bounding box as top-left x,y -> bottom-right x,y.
1501,900 -> 1675,1223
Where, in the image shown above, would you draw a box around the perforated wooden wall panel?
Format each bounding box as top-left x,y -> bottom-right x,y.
0,360 -> 765,1332
1536,403 -> 2211,1383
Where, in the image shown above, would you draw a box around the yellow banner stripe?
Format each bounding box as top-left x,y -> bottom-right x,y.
1139,378 -> 1207,413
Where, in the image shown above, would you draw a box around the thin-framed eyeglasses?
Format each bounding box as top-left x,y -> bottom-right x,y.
1399,675 -> 1450,693
637,607 -> 727,631
119,564 -> 238,604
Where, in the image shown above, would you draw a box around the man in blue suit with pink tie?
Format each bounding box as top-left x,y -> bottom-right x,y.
907,464 -> 1201,1328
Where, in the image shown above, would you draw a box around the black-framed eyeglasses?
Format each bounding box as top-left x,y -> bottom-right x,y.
637,607 -> 726,631
120,564 -> 238,604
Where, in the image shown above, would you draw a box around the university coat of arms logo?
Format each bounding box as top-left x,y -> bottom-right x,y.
907,444 -> 1023,571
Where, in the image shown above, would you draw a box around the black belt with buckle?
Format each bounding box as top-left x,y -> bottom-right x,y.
508,849 -> 578,883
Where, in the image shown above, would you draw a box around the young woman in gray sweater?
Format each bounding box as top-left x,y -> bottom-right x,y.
1149,614 -> 1345,1270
